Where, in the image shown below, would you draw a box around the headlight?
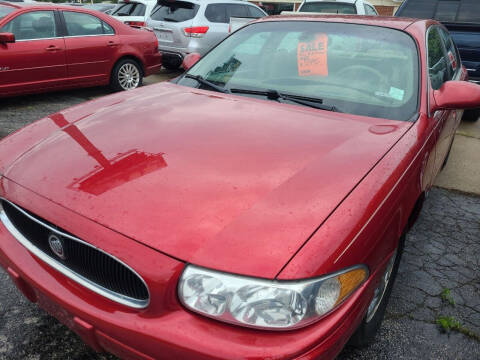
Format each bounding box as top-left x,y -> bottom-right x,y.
178,264 -> 368,330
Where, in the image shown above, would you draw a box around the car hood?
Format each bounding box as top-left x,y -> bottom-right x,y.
3,82 -> 412,278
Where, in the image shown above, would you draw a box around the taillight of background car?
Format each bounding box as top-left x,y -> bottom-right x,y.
183,26 -> 209,37
125,21 -> 146,27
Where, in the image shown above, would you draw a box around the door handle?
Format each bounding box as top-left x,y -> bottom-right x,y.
45,45 -> 61,52
107,41 -> 118,47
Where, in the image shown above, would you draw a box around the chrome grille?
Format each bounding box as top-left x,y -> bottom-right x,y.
0,199 -> 149,308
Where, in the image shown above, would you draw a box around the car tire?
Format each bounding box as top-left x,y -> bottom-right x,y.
462,108 -> 479,122
163,61 -> 181,71
348,234 -> 405,348
110,59 -> 143,92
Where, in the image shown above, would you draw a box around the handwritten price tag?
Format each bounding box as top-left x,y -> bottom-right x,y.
297,34 -> 328,77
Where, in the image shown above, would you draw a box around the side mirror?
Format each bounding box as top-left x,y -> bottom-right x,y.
182,53 -> 201,71
0,32 -> 15,44
432,80 -> 480,112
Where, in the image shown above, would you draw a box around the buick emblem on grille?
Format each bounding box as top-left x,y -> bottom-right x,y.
48,234 -> 66,260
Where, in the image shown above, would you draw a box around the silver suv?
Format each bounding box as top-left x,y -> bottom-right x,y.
146,0 -> 266,69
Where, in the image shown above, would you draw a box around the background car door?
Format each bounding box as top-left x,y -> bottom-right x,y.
203,3 -> 249,48
62,11 -> 118,83
427,26 -> 461,175
0,10 -> 66,94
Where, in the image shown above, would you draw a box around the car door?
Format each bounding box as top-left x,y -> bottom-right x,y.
203,3 -> 228,49
427,26 -> 458,175
0,10 -> 66,95
61,11 -> 118,83
202,3 -> 248,50
437,27 -> 463,166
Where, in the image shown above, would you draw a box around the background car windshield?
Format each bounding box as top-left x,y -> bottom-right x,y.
397,0 -> 480,23
299,2 -> 356,14
150,1 -> 199,22
0,5 -> 14,21
178,21 -> 419,121
112,2 -> 146,16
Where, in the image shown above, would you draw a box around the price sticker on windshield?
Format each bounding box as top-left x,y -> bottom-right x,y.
447,51 -> 457,71
297,34 -> 328,77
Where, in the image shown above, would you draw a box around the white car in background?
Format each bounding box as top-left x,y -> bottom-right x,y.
111,0 -> 156,27
296,0 -> 378,15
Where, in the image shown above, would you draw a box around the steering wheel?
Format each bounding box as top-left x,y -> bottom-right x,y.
336,65 -> 388,86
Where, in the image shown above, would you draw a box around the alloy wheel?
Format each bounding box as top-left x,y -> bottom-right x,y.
118,63 -> 140,90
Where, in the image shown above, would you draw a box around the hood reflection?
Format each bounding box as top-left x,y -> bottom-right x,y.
50,113 -> 167,196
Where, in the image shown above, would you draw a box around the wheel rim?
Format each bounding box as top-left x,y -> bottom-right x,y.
366,249 -> 397,322
118,63 -> 140,90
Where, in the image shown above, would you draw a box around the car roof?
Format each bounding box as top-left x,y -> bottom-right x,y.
0,1 -> 111,11
256,14 -> 423,31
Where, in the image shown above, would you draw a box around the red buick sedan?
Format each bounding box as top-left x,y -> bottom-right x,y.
0,15 -> 478,360
0,2 -> 161,97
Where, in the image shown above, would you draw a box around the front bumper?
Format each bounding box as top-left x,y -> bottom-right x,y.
0,182 -> 379,360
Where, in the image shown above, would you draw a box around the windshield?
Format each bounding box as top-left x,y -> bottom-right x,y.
177,21 -> 419,121
112,2 -> 146,17
299,2 -> 356,14
150,1 -> 199,22
0,5 -> 14,21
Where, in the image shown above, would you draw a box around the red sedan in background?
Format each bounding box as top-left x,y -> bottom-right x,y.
0,15 -> 479,360
0,2 -> 161,97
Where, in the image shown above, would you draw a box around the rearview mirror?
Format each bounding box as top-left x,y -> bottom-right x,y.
182,53 -> 201,71
0,32 -> 15,44
432,80 -> 480,112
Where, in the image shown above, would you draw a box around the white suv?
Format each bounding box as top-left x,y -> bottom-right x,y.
297,0 -> 378,15
146,0 -> 267,69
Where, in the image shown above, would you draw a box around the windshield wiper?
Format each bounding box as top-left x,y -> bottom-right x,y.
230,88 -> 340,112
185,74 -> 230,94
162,17 -> 179,22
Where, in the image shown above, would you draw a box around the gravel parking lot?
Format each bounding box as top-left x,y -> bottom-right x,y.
0,77 -> 479,360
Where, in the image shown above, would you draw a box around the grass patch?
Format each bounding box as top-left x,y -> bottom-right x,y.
440,288 -> 455,306
436,316 -> 480,342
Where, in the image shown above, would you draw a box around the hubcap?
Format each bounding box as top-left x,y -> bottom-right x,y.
118,63 -> 140,90
366,249 -> 397,322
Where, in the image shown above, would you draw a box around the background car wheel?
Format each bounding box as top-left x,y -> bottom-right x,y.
462,108 -> 480,122
349,234 -> 405,347
163,61 -> 181,71
110,59 -> 143,91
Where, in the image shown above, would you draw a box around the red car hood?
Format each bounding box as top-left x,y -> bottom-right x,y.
3,83 -> 412,278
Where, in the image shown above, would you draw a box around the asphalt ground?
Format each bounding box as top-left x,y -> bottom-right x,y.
0,71 -> 479,359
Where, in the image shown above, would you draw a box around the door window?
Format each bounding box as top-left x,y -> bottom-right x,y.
0,10 -> 56,40
247,6 -> 265,18
364,4 -> 377,15
427,27 -> 448,90
439,27 -> 460,79
63,11 -> 112,36
226,4 -> 248,19
102,21 -> 115,35
205,4 -> 227,23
